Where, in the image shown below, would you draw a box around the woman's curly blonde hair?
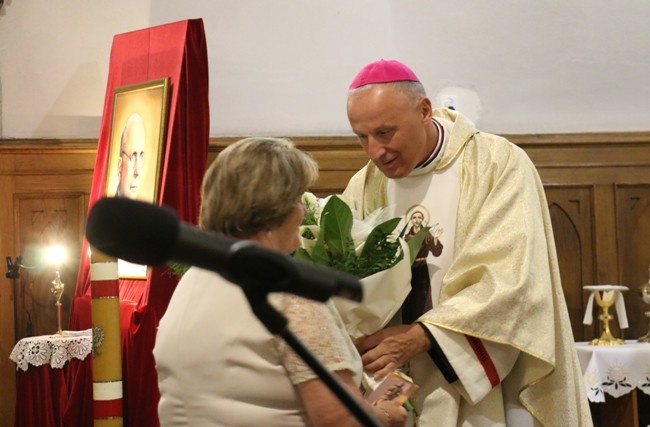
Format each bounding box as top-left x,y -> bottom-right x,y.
199,137 -> 318,238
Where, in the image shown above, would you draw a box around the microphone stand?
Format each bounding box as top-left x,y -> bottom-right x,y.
244,291 -> 382,427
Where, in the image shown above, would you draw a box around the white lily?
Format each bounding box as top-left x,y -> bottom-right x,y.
300,192 -> 397,257
350,206 -> 392,256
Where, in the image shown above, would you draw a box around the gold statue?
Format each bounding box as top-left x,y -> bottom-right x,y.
51,270 -> 65,336
45,244 -> 67,337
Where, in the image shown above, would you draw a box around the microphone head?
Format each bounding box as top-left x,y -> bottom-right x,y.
86,198 -> 180,266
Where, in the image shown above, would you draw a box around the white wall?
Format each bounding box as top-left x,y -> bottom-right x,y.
1,0 -> 649,139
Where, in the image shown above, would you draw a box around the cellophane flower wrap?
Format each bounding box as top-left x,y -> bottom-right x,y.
294,193 -> 428,340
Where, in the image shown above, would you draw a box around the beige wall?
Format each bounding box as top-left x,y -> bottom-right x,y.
1,1 -> 650,139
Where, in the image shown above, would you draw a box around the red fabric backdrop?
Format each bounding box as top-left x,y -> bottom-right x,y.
61,18 -> 210,427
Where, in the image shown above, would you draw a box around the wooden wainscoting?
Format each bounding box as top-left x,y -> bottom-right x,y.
207,136 -> 371,197
0,133 -> 648,426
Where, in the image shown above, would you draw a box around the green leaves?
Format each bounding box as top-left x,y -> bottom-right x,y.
361,217 -> 400,258
166,261 -> 190,277
319,196 -> 355,260
296,195 -> 404,278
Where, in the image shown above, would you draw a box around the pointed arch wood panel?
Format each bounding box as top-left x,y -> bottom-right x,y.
616,185 -> 650,340
545,186 -> 596,342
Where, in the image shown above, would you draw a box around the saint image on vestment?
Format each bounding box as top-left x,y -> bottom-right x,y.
401,206 -> 444,323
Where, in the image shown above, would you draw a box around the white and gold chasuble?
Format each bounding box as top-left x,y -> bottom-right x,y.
342,109 -> 593,427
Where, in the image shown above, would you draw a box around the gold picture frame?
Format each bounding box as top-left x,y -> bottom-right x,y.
104,77 -> 170,278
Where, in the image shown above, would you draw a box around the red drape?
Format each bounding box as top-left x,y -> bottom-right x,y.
14,366 -> 68,427
55,18 -> 210,427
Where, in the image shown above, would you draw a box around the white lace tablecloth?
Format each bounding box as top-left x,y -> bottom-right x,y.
10,329 -> 93,372
575,341 -> 650,402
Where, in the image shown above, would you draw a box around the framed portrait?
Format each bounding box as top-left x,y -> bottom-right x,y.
104,77 -> 170,278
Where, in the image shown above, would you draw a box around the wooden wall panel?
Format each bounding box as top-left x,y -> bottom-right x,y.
546,186 -> 595,342
0,140 -> 95,427
13,194 -> 86,339
0,174 -> 17,427
208,136 -> 369,196
593,184 -> 621,285
616,185 -> 650,340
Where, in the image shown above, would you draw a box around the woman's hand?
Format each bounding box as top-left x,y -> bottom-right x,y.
373,401 -> 408,426
297,370 -> 410,426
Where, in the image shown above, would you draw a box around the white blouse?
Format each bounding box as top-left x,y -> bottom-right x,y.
153,266 -> 362,426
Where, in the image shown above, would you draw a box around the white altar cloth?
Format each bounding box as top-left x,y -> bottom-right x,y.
575,341 -> 650,403
10,329 -> 93,371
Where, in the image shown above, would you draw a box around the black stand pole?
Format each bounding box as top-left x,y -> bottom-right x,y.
244,291 -> 382,427
6,256 -> 21,343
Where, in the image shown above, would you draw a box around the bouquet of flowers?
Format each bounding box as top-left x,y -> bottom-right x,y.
294,193 -> 428,340
295,193 -> 428,415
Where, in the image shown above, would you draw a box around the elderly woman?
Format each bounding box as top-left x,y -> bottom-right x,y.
153,137 -> 407,427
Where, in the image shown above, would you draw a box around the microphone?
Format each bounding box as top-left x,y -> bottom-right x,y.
85,197 -> 362,303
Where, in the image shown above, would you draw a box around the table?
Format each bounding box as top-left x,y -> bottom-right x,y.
575,341 -> 650,426
10,330 -> 93,427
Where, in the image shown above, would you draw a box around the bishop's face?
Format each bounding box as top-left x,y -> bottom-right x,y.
347,84 -> 433,179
